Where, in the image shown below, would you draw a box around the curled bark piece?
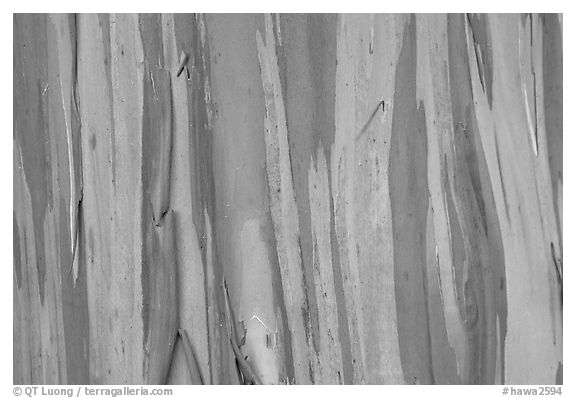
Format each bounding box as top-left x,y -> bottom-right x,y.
230,336 -> 262,385
223,280 -> 242,347
223,280 -> 262,385
176,51 -> 189,77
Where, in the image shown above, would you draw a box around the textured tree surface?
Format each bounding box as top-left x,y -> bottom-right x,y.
13,13 -> 562,385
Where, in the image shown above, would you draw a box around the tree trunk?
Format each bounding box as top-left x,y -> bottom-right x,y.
13,13 -> 562,385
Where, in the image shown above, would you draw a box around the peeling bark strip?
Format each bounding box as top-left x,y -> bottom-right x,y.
50,13 -> 84,283
256,14 -> 316,384
389,16 -> 432,384
14,13 -> 562,385
172,13 -> 225,385
147,69 -> 173,226
518,14 -> 539,157
309,146 -> 344,384
333,152 -> 365,384
447,14 -> 502,384
541,14 -> 563,243
143,210 -> 178,384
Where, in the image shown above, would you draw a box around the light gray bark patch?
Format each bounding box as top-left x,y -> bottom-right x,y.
96,13 -> 117,188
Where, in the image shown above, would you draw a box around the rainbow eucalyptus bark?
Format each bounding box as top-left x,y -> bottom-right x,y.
14,13 -> 562,385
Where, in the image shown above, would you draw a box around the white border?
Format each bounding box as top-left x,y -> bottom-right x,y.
2,5 -> 572,396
